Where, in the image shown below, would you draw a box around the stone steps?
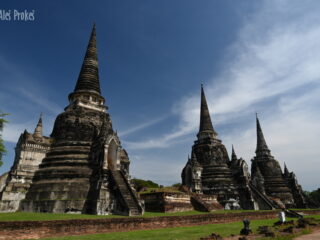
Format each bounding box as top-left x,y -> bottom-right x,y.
111,170 -> 141,215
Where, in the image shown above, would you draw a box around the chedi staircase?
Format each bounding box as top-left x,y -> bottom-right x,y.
110,170 -> 143,216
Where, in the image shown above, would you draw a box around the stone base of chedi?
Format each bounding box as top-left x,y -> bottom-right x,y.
140,190 -> 223,213
181,86 -> 307,210
0,25 -> 143,216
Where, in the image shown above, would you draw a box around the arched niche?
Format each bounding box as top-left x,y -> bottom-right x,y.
185,166 -> 193,187
105,139 -> 118,170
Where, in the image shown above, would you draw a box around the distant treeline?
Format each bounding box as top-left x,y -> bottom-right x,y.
131,178 -> 181,192
304,189 -> 320,207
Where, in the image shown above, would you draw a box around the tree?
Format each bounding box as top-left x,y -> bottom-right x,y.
308,189 -> 320,206
131,178 -> 159,192
0,112 -> 8,167
171,183 -> 182,188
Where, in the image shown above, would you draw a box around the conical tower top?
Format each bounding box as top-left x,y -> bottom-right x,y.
198,85 -> 217,138
73,23 -> 101,95
33,113 -> 43,138
231,145 -> 238,162
67,24 -> 107,113
255,114 -> 271,156
284,162 -> 289,175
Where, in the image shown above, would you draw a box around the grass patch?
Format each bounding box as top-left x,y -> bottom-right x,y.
139,187 -> 182,194
0,210 -> 274,221
40,216 -> 320,240
40,218 -> 280,240
0,212 -> 124,221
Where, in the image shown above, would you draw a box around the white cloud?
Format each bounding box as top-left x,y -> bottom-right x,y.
125,0 -> 320,189
0,55 -> 62,143
18,88 -> 62,115
2,122 -> 34,143
118,115 -> 168,137
128,0 -> 320,149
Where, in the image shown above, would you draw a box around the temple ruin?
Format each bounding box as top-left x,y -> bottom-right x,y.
181,86 -> 307,210
0,24 -> 309,215
0,25 -> 144,216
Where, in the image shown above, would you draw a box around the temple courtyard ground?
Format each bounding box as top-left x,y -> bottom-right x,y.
0,210 -> 319,240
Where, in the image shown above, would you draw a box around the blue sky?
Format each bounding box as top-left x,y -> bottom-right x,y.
1,0 -> 320,190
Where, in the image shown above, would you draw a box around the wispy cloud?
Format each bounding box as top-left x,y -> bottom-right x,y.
118,115 -> 168,137
126,0 -> 320,152
17,88 -> 62,115
2,122 -> 34,143
126,0 -> 320,189
0,55 -> 61,143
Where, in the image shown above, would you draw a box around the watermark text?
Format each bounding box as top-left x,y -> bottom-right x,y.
0,9 -> 35,21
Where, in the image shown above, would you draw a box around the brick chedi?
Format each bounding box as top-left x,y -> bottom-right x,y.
0,115 -> 51,212
283,163 -> 307,208
182,86 -> 257,209
251,115 -> 306,208
0,25 -> 143,215
181,86 -> 307,210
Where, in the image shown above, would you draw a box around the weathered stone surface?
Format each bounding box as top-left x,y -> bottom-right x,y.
251,115 -> 306,208
182,86 -> 307,210
0,116 -> 51,212
1,25 -> 143,216
182,86 -> 257,209
141,192 -> 194,213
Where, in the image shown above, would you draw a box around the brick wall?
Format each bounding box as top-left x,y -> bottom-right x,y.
0,210 -> 319,240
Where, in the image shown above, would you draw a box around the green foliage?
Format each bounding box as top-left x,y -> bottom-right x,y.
171,182 -> 182,188
305,189 -> 320,206
131,178 -> 159,192
0,112 -> 8,167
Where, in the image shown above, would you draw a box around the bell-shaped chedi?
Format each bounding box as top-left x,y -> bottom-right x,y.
20,25 -> 143,215
251,114 -> 295,207
182,85 -> 241,206
0,114 -> 50,212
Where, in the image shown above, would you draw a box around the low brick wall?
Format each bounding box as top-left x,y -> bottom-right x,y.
141,192 -> 194,212
0,210 -> 319,240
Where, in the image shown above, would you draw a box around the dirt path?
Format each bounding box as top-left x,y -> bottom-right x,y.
294,230 -> 320,240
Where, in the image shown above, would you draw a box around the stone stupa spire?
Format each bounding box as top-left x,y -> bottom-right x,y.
33,113 -> 43,138
255,113 -> 271,156
231,145 -> 238,162
67,24 -> 106,112
74,23 -> 101,95
284,162 -> 290,175
198,85 -> 217,138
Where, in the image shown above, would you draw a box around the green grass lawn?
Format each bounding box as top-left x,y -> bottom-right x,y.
0,212 -> 123,221
0,209 -> 271,221
38,216 -> 320,240
0,212 -> 318,240
39,218 -> 280,240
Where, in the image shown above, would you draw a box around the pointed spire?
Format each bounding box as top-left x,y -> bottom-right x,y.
284,162 -> 289,175
255,113 -> 271,155
73,23 -> 101,95
198,85 -> 217,136
191,151 -> 197,160
33,113 -> 43,138
231,145 -> 238,162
